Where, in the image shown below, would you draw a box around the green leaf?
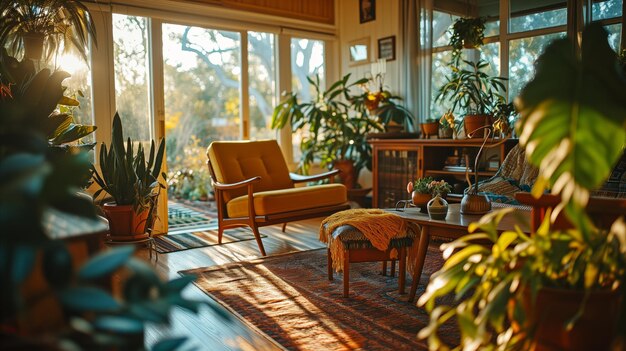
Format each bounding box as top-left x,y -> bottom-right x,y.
10,246 -> 36,284
43,243 -> 73,288
443,245 -> 486,269
60,287 -> 121,312
151,337 -> 188,351
79,246 -> 135,280
515,24 -> 626,208
129,301 -> 170,323
165,275 -> 196,293
93,315 -> 144,334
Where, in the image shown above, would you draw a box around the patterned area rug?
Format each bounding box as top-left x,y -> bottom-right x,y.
154,228 -> 266,253
182,244 -> 458,350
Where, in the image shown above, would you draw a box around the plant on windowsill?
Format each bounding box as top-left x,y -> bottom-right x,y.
417,24 -> 626,350
352,74 -> 416,133
435,58 -> 507,138
449,17 -> 486,65
0,0 -> 96,61
91,112 -> 166,241
438,111 -> 456,138
271,74 -> 383,189
492,101 -> 518,138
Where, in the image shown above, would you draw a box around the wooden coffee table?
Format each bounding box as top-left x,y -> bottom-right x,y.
390,203 -> 531,302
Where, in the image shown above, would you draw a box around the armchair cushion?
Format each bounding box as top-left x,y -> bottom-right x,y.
207,140 -> 294,202
227,183 -> 347,217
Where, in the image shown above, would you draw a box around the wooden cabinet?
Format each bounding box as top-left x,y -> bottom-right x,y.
368,138 -> 518,208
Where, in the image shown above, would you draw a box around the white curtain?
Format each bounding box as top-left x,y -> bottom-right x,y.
401,0 -> 434,125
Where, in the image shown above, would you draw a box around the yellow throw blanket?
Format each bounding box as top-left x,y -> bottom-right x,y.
319,209 -> 421,273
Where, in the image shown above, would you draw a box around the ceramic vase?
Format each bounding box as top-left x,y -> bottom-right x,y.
428,194 -> 449,220
411,192 -> 432,213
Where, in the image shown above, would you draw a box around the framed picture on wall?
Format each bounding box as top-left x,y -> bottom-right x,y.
378,36 -> 396,61
348,37 -> 370,66
359,0 -> 376,24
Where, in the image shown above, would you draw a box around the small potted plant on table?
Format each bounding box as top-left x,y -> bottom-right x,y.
407,177 -> 451,213
91,112 -> 166,241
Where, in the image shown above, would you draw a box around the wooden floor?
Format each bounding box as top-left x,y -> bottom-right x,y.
137,218 -> 326,351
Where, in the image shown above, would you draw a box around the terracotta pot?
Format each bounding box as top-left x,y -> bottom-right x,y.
522,287 -> 622,351
411,192 -> 432,213
333,159 -> 356,189
102,203 -> 150,241
420,122 -> 439,138
23,33 -> 45,61
464,114 -> 491,138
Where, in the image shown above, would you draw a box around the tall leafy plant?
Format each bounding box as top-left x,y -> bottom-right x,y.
271,74 -> 382,175
435,59 -> 506,119
91,112 -> 166,215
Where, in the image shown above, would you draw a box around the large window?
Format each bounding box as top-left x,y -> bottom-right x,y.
248,31 -> 277,140
50,45 -> 95,144
509,32 -> 566,100
592,0 -> 624,51
425,0 -> 621,118
290,38 -> 325,161
112,14 -> 153,142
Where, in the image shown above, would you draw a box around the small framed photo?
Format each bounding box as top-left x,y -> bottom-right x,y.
348,37 -> 370,66
378,36 -> 396,61
359,0 -> 376,24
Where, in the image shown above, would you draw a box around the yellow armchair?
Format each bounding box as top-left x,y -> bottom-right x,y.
206,140 -> 350,256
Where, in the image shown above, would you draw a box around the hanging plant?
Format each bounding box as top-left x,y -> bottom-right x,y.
0,0 -> 96,62
449,17 -> 486,65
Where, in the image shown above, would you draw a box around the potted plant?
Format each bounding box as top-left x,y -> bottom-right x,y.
417,25 -> 626,350
406,177 -> 451,212
492,101 -> 518,138
438,111 -> 455,138
91,112 -> 166,240
0,0 -> 96,61
449,17 -> 486,65
435,59 -> 506,138
272,74 -> 382,188
0,52 -> 207,349
420,118 -> 439,138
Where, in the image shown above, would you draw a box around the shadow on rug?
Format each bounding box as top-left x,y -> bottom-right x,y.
154,228 -> 266,253
182,243 -> 458,350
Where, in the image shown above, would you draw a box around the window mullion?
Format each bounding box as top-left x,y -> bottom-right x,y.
241,31 -> 250,140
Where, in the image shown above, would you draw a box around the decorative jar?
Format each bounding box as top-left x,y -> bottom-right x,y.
427,194 -> 449,220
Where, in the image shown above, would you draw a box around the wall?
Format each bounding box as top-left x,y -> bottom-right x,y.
338,0 -> 402,191
338,0 -> 402,94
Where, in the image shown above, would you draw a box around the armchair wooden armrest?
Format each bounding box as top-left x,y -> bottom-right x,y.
290,169 -> 339,184
212,176 -> 262,190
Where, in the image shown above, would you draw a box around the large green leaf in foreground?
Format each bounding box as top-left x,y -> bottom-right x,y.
515,24 -> 626,207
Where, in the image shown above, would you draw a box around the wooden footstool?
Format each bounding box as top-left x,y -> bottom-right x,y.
327,224 -> 418,297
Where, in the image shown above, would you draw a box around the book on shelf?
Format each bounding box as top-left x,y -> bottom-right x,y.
442,165 -> 473,172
